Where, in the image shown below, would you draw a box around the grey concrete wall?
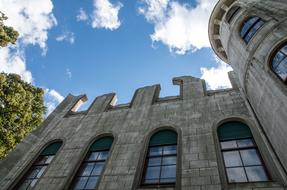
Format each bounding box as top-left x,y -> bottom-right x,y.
0,75 -> 285,190
215,0 -> 287,172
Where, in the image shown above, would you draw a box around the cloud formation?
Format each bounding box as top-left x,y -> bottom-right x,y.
77,8 -> 88,21
77,0 -> 123,30
139,0 -> 217,54
0,48 -> 32,83
56,31 -> 75,44
0,0 -> 57,83
200,56 -> 233,90
44,89 -> 65,116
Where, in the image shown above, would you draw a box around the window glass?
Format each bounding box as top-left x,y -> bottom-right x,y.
218,122 -> 270,183
70,137 -> 113,190
142,130 -> 177,186
226,168 -> 248,183
246,166 -> 269,182
240,16 -> 265,43
15,142 -> 62,190
240,149 -> 261,166
223,151 -> 242,167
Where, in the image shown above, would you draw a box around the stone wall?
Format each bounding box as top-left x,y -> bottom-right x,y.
209,0 -> 287,174
0,75 -> 286,190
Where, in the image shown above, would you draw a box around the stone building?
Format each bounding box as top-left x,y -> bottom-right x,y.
1,0 -> 287,189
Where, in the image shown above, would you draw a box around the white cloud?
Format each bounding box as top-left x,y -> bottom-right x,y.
139,0 -> 217,54
0,0 -> 57,83
66,68 -> 72,79
56,31 -> 75,44
77,8 -> 88,21
44,89 -> 64,116
0,47 -> 32,83
200,56 -> 233,90
91,0 -> 123,30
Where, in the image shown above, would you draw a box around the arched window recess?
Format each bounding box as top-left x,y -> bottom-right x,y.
70,136 -> 114,190
15,141 -> 62,190
141,130 -> 178,186
218,122 -> 270,183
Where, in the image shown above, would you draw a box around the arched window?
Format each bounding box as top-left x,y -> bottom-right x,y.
240,16 -> 264,43
15,141 -> 62,190
70,136 -> 114,190
217,122 -> 269,183
141,130 -> 177,186
226,6 -> 241,24
271,43 -> 287,83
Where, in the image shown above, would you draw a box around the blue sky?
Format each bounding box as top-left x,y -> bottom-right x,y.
0,0 -> 232,114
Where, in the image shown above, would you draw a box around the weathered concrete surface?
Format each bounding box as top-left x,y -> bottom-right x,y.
209,0 -> 287,176
0,75 -> 286,190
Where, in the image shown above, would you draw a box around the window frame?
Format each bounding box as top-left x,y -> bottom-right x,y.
68,136 -> 114,190
13,141 -> 63,190
70,149 -> 110,190
240,16 -> 265,44
269,41 -> 287,84
141,143 -> 177,187
220,137 -> 270,184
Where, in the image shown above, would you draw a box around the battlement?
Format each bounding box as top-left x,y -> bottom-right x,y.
48,73 -> 239,118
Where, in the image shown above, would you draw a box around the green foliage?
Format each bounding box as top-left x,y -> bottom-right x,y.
0,11 -> 19,47
0,73 -> 45,159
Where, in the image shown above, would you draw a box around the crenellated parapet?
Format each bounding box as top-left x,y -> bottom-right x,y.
45,74 -> 239,118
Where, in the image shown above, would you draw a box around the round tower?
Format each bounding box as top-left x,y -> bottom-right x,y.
209,0 -> 287,170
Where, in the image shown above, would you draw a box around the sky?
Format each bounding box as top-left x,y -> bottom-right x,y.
0,0 -> 233,115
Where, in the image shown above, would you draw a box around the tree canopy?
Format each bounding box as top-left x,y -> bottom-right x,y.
0,73 -> 45,159
0,11 -> 19,47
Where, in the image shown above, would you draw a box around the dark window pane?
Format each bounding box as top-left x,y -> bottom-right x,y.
226,167 -> 248,183
274,58 -> 287,80
145,166 -> 160,180
246,166 -> 269,182
223,151 -> 242,167
240,149 -> 261,166
26,167 -> 41,179
161,165 -> 176,179
221,140 -> 237,149
144,179 -> 159,184
149,147 -> 162,156
85,177 -> 98,189
18,180 -> 31,190
97,151 -> 108,160
79,163 -> 94,176
148,157 -> 161,166
162,156 -> 176,165
237,139 -> 254,148
35,156 -> 49,165
91,162 -> 104,176
86,152 -> 99,161
73,177 -> 88,189
163,145 -> 176,155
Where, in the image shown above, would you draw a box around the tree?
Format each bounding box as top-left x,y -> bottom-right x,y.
0,73 -> 45,159
0,11 -> 19,47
